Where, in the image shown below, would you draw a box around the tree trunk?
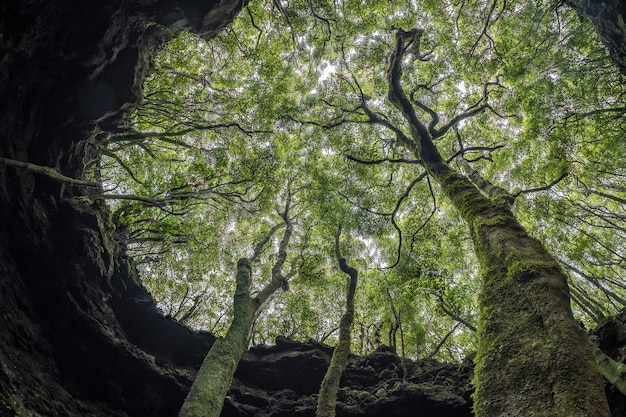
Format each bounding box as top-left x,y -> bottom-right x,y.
316,227 -> 359,417
441,167 -> 609,416
179,259 -> 258,417
180,214 -> 293,417
590,340 -> 626,396
387,30 -> 610,417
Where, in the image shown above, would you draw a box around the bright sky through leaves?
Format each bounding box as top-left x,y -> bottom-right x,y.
101,0 -> 626,361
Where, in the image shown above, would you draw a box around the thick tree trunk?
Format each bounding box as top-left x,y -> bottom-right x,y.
387,30 -> 610,417
437,165 -> 609,416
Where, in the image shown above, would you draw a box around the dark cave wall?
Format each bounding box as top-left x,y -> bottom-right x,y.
0,1 -> 244,416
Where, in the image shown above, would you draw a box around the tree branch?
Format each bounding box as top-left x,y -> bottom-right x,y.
514,171 -> 569,197
345,154 -> 421,165
1,157 -> 99,187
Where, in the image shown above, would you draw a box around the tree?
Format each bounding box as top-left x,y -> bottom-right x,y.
101,0 -> 625,416
316,226 -> 359,417
179,190 -> 297,417
384,27 -> 608,416
3,0 -> 624,416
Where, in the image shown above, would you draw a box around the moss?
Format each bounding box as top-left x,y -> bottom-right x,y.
430,151 -> 609,417
1,395 -> 30,417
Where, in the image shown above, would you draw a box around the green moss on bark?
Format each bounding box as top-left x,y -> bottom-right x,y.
430,161 -> 609,417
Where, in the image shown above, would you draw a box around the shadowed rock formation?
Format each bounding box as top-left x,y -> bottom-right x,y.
225,339 -> 473,417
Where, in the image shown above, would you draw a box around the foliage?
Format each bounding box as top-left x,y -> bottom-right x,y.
100,0 -> 626,362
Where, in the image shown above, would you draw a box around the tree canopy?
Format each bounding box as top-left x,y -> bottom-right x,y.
100,0 -> 625,363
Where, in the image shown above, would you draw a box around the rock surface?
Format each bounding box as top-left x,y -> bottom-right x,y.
0,1 -> 242,416
224,339 -> 473,417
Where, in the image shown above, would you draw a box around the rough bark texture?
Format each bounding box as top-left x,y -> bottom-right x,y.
443,171 -> 609,417
316,253 -> 358,417
179,259 -> 258,417
590,342 -> 626,396
565,0 -> 626,75
387,30 -> 610,417
592,311 -> 626,416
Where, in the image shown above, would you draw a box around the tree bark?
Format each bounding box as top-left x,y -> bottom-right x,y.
179,259 -> 258,417
387,29 -> 610,417
316,226 -> 358,417
590,340 -> 626,396
179,212 -> 293,417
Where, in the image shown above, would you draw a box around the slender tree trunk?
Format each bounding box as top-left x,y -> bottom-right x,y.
386,29 -> 610,417
179,200 -> 294,417
178,259 -> 258,417
589,340 -> 626,396
316,227 -> 358,417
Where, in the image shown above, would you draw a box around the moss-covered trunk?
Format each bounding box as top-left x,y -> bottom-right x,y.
437,166 -> 609,416
386,29 -> 610,417
590,340 -> 626,396
180,213 -> 293,417
316,228 -> 359,417
179,259 -> 258,417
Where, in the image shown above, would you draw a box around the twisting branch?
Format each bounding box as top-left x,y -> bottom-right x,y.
101,194 -> 190,216
468,0 -> 500,58
387,29 -> 432,154
447,144 -> 506,162
432,80 -> 500,139
100,149 -> 146,185
423,288 -> 477,332
246,6 -> 263,49
573,177 -> 626,206
433,101 -> 488,139
307,0 -> 334,46
428,322 -> 462,358
409,88 -> 439,136
254,187 -> 294,304
359,102 -> 416,152
250,222 -> 286,263
107,122 -> 272,146
405,175 -> 437,260
514,171 -> 569,197
384,173 -> 427,270
271,0 -> 297,47
454,128 -> 513,206
345,155 -> 421,165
